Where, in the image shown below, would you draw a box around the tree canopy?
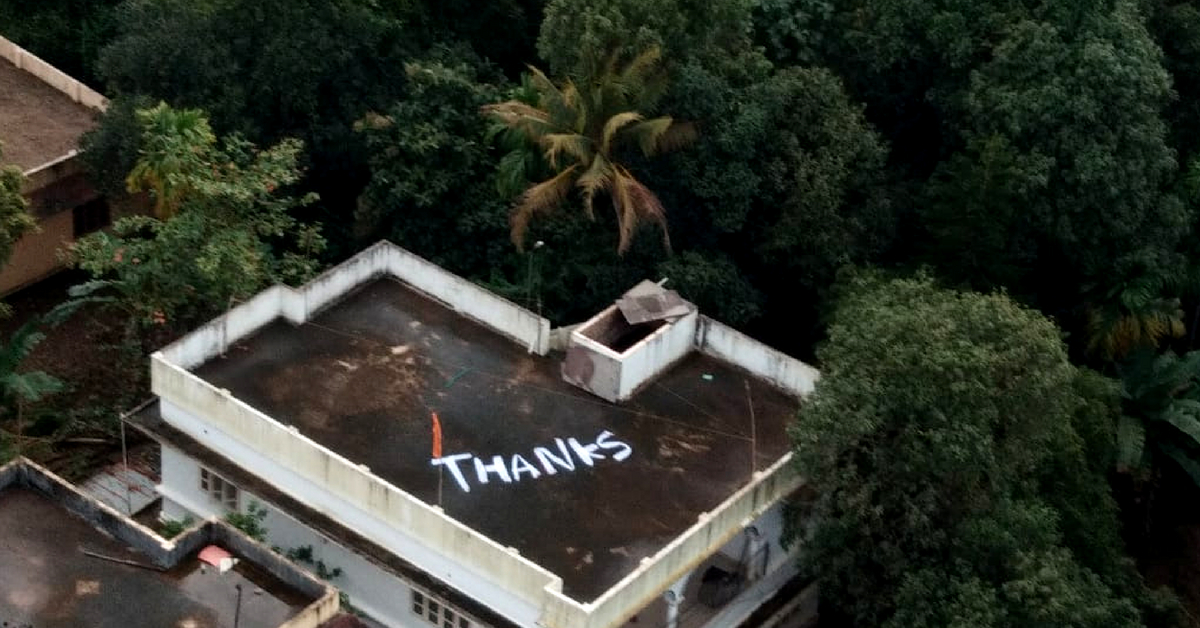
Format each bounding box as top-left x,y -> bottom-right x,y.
72,104 -> 324,331
7,0 -> 1200,621
790,273 -> 1181,628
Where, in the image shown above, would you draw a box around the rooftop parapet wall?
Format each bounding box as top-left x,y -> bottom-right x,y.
0,36 -> 108,116
0,35 -> 106,190
694,316 -> 820,397
0,457 -> 340,628
160,241 -> 550,370
539,455 -> 802,628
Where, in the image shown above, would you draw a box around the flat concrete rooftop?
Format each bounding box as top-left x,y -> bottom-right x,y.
192,277 -> 798,601
0,57 -> 96,171
0,488 -> 311,628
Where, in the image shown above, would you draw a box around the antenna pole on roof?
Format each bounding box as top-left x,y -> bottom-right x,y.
438,467 -> 444,508
121,415 -> 132,515
744,379 -> 757,478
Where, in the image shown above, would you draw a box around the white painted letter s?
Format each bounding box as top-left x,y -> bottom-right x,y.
595,430 -> 632,461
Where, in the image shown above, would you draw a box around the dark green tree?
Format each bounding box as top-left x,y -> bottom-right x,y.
781,0 -> 1189,332
537,0 -> 753,77
790,273 -> 1181,627
0,145 -> 37,272
72,104 -> 324,331
95,0 -> 414,257
0,0 -> 120,85
355,56 -> 512,274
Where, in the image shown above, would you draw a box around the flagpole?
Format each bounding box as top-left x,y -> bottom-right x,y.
432,411 -> 444,508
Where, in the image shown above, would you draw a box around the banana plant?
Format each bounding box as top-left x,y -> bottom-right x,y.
1116,348 -> 1200,487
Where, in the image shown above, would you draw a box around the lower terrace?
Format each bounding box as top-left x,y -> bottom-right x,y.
0,459 -> 336,628
191,276 -> 799,602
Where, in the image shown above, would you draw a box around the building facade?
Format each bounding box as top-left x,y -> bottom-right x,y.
0,35 -> 109,294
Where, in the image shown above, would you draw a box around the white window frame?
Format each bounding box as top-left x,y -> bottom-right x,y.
199,467 -> 239,510
411,587 -> 474,628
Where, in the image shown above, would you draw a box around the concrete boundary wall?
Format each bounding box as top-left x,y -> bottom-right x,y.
0,36 -> 108,112
0,457 -> 339,628
695,316 -> 819,397
160,241 -> 550,369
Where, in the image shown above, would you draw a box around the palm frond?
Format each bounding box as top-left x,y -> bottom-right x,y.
481,101 -> 554,139
625,172 -> 671,253
618,47 -> 663,93
611,169 -> 637,255
526,65 -> 563,103
3,370 -> 62,402
656,120 -> 698,153
0,313 -> 53,374
539,134 -> 591,170
616,47 -> 667,110
577,155 -> 614,220
560,80 -> 585,133
601,112 -> 644,155
510,165 -> 579,251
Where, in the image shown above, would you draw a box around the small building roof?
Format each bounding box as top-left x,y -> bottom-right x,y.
0,458 -> 335,628
0,51 -> 99,171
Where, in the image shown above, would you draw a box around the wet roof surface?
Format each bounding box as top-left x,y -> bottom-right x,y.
0,489 -> 310,628
0,58 -> 96,171
193,277 -> 799,601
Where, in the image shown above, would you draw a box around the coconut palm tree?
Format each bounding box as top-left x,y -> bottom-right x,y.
125,102 -> 217,219
482,47 -> 695,255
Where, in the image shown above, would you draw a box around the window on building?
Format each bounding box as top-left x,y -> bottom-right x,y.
72,197 -> 111,238
199,467 -> 239,510
411,588 -> 473,628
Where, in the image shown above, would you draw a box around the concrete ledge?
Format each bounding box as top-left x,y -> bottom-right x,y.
161,241 -> 551,369
0,35 -> 107,112
695,316 -> 819,397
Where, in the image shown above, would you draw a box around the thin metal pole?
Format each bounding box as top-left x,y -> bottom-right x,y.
744,380 -> 757,477
526,253 -> 534,310
234,583 -> 243,628
438,466 -> 444,508
121,416 -> 131,515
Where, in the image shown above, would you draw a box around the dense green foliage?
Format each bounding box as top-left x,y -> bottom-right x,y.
0,0 -> 119,85
790,274 -> 1182,627
72,104 -> 324,331
9,0 -> 1200,622
0,146 -> 37,273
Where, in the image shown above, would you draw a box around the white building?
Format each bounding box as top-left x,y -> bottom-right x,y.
128,241 -> 820,628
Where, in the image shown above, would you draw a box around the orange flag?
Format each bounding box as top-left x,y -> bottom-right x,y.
431,412 -> 443,459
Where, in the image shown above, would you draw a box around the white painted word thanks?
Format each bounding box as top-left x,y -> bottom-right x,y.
430,430 -> 632,492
